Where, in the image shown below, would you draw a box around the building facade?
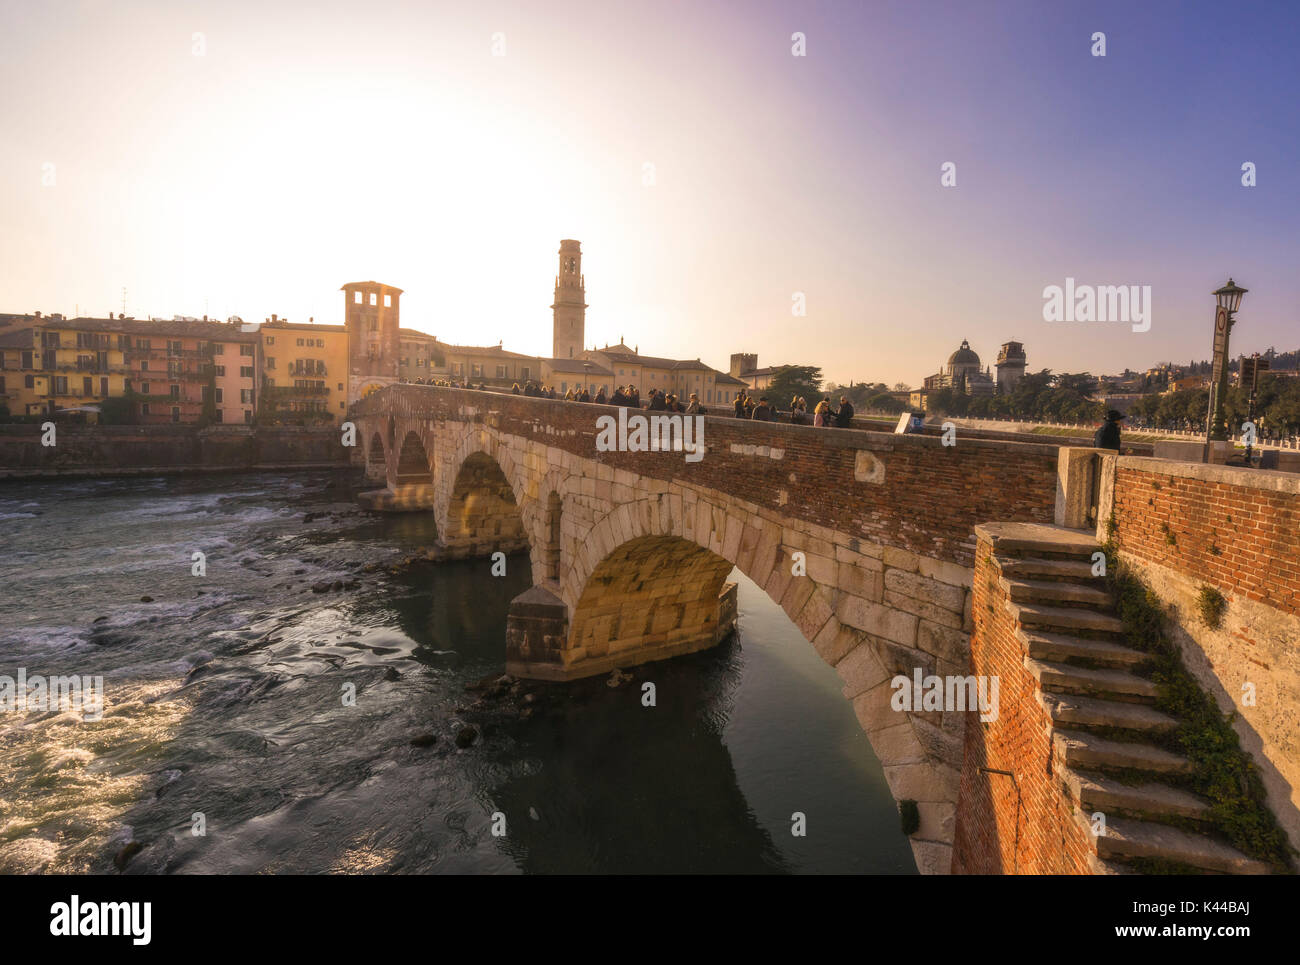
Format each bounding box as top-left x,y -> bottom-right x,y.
260,317 -> 349,423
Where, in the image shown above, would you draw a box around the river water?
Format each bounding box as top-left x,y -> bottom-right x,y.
0,471 -> 915,874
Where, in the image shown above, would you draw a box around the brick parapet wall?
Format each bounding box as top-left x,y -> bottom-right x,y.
1108,457 -> 1300,618
356,385 -> 1062,568
951,530 -> 1095,874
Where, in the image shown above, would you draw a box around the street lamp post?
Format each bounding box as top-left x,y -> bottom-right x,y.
1204,278 -> 1247,461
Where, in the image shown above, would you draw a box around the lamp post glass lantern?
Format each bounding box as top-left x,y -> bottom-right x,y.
1206,278 -> 1248,448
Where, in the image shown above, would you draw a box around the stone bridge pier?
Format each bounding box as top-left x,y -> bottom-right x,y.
350,384 -> 1067,873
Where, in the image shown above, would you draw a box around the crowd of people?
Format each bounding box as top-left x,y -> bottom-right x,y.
395,377 -> 859,428
734,392 -> 856,427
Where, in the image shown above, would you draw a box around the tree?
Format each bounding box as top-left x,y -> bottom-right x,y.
766,365 -> 823,408
97,396 -> 137,425
893,382 -> 911,392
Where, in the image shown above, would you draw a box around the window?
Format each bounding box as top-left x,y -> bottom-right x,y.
212,344 -> 224,355
141,403 -> 150,415
54,376 -> 68,394
384,294 -> 391,307
118,335 -> 130,351
369,293 -> 377,306
215,388 -> 224,404
354,292 -> 362,304
82,377 -> 92,395
21,350 -> 32,369
167,340 -> 182,355
240,344 -> 253,356
169,385 -> 180,400
24,375 -> 33,388
214,365 -> 225,377
296,338 -> 304,347
170,407 -> 180,423
214,409 -> 223,423
200,385 -> 209,402
265,336 -> 275,345
496,365 -> 507,378
241,389 -> 253,404
141,361 -> 149,372
265,357 -> 275,369
136,338 -> 150,350
240,366 -> 253,379
243,409 -> 252,424
400,357 -> 409,366
141,382 -> 150,394
520,367 -> 530,380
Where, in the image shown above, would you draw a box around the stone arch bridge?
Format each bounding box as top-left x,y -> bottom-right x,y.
349,384 -> 1068,873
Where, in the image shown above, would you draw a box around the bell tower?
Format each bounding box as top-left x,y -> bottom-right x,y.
551,239 -> 586,360
343,280 -> 402,404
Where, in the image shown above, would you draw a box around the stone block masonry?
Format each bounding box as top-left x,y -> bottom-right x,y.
351,385 -> 1068,874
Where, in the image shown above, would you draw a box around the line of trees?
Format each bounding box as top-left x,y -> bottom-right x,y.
924,370 -> 1104,423
1129,374 -> 1300,437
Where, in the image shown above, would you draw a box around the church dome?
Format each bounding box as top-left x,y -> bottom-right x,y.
948,339 -> 980,367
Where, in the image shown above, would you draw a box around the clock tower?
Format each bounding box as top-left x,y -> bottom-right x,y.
551,239 -> 586,360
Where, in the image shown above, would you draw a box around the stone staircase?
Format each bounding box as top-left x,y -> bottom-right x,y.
991,530 -> 1274,875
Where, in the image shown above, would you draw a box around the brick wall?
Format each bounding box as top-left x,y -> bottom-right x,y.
1111,458 -> 1300,618
360,385 -> 1063,567
951,532 -> 1094,874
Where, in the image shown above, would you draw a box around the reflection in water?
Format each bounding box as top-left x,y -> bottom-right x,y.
0,471 -> 915,875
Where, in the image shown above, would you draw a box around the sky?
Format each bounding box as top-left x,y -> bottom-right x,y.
2,0 -> 1297,386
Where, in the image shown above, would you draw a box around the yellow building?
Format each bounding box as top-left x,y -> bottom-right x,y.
259,317 -> 349,423
440,342 -> 541,387
398,329 -> 447,382
0,313 -> 130,418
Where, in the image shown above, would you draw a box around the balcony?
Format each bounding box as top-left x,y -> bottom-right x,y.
267,384 -> 330,397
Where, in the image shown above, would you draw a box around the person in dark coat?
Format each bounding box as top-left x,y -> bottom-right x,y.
734,395 -> 746,418
648,390 -> 667,411
1093,410 -> 1124,451
751,397 -> 772,421
595,387 -> 607,405
834,395 -> 855,428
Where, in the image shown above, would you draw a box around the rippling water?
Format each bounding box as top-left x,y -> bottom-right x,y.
0,471 -> 915,874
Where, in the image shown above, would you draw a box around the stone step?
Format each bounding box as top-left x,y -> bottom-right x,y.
1042,691 -> 1178,733
1094,816 -> 1273,875
1013,602 -> 1125,636
1003,577 -> 1111,608
1064,769 -> 1210,821
1019,628 -> 1148,668
987,532 -> 1099,561
996,556 -> 1102,583
1053,729 -> 1193,776
1027,658 -> 1158,703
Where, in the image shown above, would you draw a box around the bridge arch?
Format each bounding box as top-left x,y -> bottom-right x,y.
434,427 -> 535,562
561,490 -> 958,873
395,430 -> 432,485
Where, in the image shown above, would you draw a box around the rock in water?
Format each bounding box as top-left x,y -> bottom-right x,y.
455,726 -> 479,748
114,841 -> 144,871
410,734 -> 438,748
